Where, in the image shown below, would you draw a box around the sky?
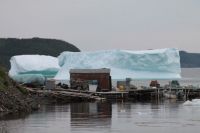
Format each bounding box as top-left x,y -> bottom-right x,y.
0,0 -> 200,52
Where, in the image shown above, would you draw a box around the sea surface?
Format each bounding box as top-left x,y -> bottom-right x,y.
1,68 -> 200,133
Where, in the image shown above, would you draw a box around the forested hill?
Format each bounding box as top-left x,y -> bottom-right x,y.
0,38 -> 80,69
180,51 -> 200,68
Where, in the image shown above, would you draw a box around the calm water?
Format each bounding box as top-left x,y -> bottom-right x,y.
1,101 -> 200,133
1,68 -> 200,133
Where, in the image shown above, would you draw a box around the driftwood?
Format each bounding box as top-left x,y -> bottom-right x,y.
25,87 -> 104,102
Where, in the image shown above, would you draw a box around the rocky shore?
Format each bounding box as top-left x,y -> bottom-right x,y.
0,87 -> 39,114
0,67 -> 39,116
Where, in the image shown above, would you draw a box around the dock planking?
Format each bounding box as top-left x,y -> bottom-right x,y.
26,87 -> 105,102
25,86 -> 200,101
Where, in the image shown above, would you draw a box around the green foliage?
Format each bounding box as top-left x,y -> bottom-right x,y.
16,86 -> 28,95
0,67 -> 8,89
0,37 -> 80,69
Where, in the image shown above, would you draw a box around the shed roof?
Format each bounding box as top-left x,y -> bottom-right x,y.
70,68 -> 110,74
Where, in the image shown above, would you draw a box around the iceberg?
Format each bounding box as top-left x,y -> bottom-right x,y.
55,48 -> 181,80
183,99 -> 200,106
9,55 -> 60,84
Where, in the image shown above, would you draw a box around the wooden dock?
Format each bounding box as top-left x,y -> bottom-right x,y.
95,91 -> 129,99
128,88 -> 160,100
25,86 -> 200,102
26,87 -> 105,102
129,87 -> 200,100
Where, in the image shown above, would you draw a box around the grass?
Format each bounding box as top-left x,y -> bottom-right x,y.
16,86 -> 28,95
0,67 -> 9,90
0,66 -> 29,95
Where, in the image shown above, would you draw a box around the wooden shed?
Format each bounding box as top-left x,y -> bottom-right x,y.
70,68 -> 112,92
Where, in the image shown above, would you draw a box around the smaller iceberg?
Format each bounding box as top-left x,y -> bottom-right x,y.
183,99 -> 200,106
9,55 -> 60,84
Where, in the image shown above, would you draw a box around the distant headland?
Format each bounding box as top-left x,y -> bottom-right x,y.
179,51 -> 200,68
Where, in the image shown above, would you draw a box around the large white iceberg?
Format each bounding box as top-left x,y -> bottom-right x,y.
9,55 -> 60,84
55,48 -> 181,80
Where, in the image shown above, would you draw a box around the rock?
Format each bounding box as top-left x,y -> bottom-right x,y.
0,107 -> 4,112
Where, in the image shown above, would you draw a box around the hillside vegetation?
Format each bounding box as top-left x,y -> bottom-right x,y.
0,38 -> 80,69
0,67 -> 38,113
0,67 -> 8,89
180,51 -> 200,68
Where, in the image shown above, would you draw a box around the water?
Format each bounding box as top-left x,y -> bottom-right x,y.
1,101 -> 200,133
1,68 -> 200,133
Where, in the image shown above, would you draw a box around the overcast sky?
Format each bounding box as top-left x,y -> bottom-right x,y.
0,0 -> 200,52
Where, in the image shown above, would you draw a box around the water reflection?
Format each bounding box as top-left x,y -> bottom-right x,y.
70,102 -> 112,130
0,122 -> 9,133
1,100 -> 200,133
0,112 -> 28,121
